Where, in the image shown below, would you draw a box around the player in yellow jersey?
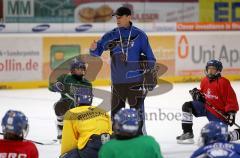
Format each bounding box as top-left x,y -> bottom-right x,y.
59,90 -> 112,158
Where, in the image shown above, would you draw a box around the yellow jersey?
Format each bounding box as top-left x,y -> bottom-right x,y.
61,106 -> 112,154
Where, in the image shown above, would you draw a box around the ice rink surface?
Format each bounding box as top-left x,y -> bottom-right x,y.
0,82 -> 240,158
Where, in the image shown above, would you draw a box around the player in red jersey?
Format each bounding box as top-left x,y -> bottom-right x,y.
176,59 -> 239,144
0,110 -> 38,158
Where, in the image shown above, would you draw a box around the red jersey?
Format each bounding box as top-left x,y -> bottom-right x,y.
0,139 -> 38,158
200,76 -> 239,119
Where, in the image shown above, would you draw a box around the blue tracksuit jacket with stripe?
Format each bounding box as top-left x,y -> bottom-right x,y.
90,23 -> 156,84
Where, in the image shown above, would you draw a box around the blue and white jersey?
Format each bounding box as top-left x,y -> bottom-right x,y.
90,23 -> 156,84
191,142 -> 240,158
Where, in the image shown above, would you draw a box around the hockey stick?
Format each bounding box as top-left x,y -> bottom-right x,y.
63,93 -> 75,102
190,89 -> 240,128
30,139 -> 58,145
0,132 -> 57,145
63,93 -> 77,107
54,82 -> 76,105
205,101 -> 240,128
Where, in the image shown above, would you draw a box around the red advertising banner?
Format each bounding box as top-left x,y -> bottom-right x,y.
177,22 -> 240,31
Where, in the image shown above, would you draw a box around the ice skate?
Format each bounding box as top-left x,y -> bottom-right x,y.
228,129 -> 240,142
176,132 -> 194,144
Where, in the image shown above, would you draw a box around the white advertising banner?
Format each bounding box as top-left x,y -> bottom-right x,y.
0,36 -> 42,81
3,0 -> 198,23
74,2 -> 198,23
1,1 -> 196,33
175,32 -> 240,76
0,23 -> 62,33
0,23 -> 177,33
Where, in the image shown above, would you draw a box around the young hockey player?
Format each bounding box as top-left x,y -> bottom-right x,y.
49,58 -> 92,140
99,108 -> 163,158
191,121 -> 240,158
0,110 -> 38,158
60,94 -> 112,158
177,59 -> 239,144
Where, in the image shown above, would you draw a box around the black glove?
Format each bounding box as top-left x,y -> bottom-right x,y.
139,54 -> 158,91
226,112 -> 236,126
53,82 -> 65,93
143,68 -> 158,91
189,88 -> 205,103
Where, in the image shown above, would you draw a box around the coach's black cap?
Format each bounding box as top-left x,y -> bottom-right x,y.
112,6 -> 131,16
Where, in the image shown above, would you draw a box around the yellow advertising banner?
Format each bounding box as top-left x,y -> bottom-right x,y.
2,33 -> 240,89
148,35 -> 175,77
43,35 -> 176,85
200,0 -> 240,22
43,36 -> 103,82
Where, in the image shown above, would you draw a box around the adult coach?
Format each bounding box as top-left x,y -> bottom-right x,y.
90,6 -> 156,135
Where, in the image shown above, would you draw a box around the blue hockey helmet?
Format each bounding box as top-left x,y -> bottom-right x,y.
1,110 -> 29,138
205,59 -> 223,79
206,59 -> 223,72
113,108 -> 139,135
70,58 -> 86,72
200,121 -> 228,145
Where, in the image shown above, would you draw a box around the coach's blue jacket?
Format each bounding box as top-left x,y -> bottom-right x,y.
90,22 -> 156,84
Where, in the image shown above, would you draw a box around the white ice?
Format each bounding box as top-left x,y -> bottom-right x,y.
0,82 -> 240,158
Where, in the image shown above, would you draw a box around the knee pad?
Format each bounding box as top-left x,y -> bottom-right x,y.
54,99 -> 72,116
182,101 -> 193,113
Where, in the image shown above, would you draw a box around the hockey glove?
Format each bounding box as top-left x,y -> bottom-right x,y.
226,112 -> 236,126
139,54 -> 158,91
53,82 -> 65,93
143,68 -> 158,91
74,86 -> 93,105
189,88 -> 205,103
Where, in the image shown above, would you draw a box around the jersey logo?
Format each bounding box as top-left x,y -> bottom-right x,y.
0,153 -> 27,158
105,35 -> 139,50
204,88 -> 218,100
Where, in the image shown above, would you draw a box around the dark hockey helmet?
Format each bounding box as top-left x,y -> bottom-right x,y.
113,108 -> 139,135
1,110 -> 29,139
70,58 -> 86,72
205,59 -> 223,79
200,121 -> 228,145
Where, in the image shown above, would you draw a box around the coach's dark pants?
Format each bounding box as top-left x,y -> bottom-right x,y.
111,82 -> 147,135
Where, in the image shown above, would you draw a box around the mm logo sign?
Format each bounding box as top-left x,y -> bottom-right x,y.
5,0 -> 34,17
